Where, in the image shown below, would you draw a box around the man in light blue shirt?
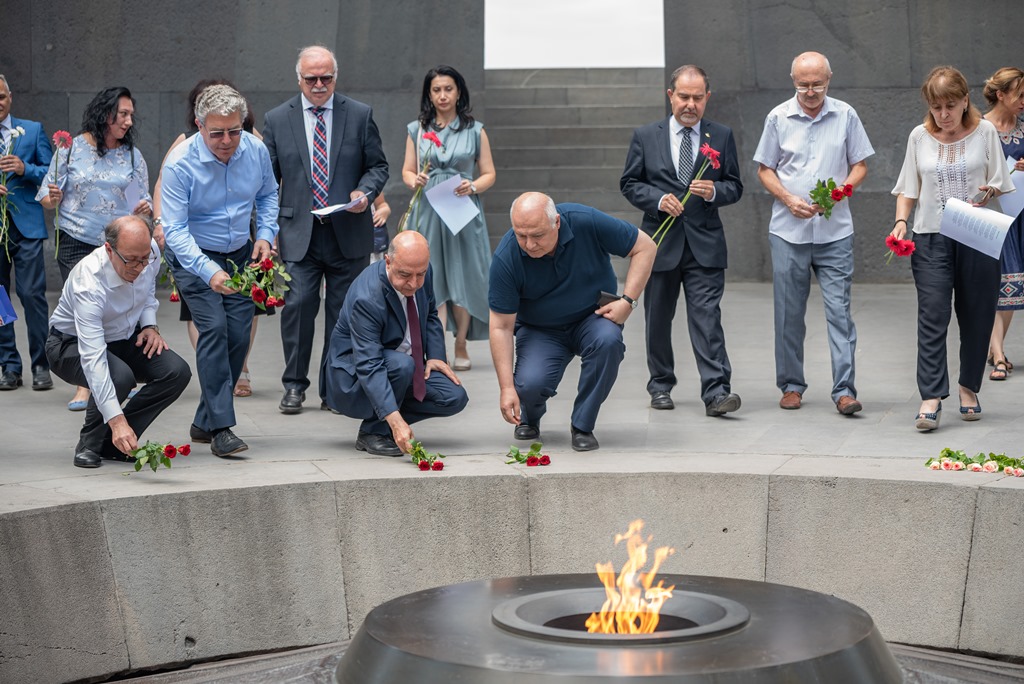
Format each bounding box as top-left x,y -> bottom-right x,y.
162,84 -> 279,457
754,51 -> 874,416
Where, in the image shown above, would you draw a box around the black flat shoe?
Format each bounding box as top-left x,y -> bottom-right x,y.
650,391 -> 674,410
355,431 -> 402,457
73,448 -> 102,468
0,370 -> 22,390
279,388 -> 305,414
211,429 -> 248,457
31,367 -> 53,390
570,426 -> 599,452
706,392 -> 741,417
189,423 -> 213,443
514,424 -> 540,441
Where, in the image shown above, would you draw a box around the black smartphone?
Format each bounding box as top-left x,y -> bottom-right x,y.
597,291 -> 619,307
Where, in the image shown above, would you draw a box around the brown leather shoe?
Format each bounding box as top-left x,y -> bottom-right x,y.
779,391 -> 802,410
836,395 -> 862,415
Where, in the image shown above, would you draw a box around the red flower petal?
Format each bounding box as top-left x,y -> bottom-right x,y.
843,184 -> 854,197
169,291 -> 180,302
178,444 -> 191,456
539,455 -> 551,465
423,131 -> 443,147
52,130 -> 73,149
885,235 -> 898,251
431,461 -> 444,470
261,258 -> 274,271
526,456 -> 540,466
830,188 -> 844,201
163,444 -> 177,458
418,460 -> 430,471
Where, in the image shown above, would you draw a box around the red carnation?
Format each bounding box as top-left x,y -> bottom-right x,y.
418,460 -> 431,471
830,188 -> 844,201
843,184 -> 853,197
52,130 -> 73,149
178,444 -> 191,456
169,290 -> 180,303
422,131 -> 443,148
251,285 -> 267,304
260,258 -> 274,271
163,444 -> 177,459
539,454 -> 551,466
526,455 -> 540,467
431,461 -> 444,471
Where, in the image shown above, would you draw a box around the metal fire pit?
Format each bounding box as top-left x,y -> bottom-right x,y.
336,574 -> 903,683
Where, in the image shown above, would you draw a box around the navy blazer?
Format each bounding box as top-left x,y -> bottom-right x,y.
262,93 -> 389,262
3,117 -> 53,240
325,259 -> 446,419
620,117 -> 742,272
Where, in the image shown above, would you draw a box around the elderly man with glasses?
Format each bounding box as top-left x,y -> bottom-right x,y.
262,45 -> 388,416
754,51 -> 874,416
161,84 -> 280,457
46,215 -> 191,468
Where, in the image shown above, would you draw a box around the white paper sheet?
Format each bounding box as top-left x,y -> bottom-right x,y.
425,175 -> 479,236
939,198 -> 1014,259
995,156 -> 1024,220
310,191 -> 375,217
124,177 -> 143,214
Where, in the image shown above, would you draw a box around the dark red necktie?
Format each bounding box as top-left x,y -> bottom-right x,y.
406,296 -> 426,401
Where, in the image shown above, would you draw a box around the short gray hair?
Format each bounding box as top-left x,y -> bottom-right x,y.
295,45 -> 338,79
105,215 -> 153,248
194,84 -> 248,126
790,52 -> 832,78
510,192 -> 558,227
0,74 -> 9,91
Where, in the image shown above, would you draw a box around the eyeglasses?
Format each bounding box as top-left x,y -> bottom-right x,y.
203,126 -> 243,140
795,84 -> 828,94
302,75 -> 335,86
110,246 -> 155,268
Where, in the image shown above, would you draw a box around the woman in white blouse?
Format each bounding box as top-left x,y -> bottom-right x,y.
891,66 -> 1015,431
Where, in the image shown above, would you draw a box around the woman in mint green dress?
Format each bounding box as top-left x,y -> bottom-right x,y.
402,65 -> 495,370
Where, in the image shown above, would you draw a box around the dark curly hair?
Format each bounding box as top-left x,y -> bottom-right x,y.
184,78 -> 255,134
417,65 -> 474,130
80,86 -> 137,157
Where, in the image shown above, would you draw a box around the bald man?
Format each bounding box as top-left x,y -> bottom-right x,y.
489,192 -> 656,451
323,231 -> 467,456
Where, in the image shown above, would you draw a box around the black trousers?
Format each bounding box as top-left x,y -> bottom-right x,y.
911,233 -> 1000,399
46,327 -> 192,459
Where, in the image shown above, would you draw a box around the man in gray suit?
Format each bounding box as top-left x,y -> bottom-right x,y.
620,65 -> 744,417
262,45 -> 389,414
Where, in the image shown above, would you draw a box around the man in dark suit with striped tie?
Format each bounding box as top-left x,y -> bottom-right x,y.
621,65 -> 744,417
263,45 -> 389,415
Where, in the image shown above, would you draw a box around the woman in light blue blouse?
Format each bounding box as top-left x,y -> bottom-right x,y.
39,86 -> 152,280
38,86 -> 152,411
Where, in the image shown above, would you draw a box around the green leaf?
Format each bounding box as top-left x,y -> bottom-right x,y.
134,459 -> 143,472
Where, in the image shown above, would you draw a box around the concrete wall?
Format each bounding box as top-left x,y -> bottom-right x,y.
3,457 -> 1024,683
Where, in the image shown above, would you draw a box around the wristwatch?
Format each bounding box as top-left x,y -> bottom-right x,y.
620,294 -> 638,309
469,183 -> 478,194
142,324 -> 160,334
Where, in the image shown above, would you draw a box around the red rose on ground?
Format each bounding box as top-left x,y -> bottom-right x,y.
260,258 -> 274,271
539,454 -> 551,466
169,291 -> 180,302
178,444 -> 191,456
526,455 -> 540,467
830,188 -> 844,201
418,461 -> 430,471
843,184 -> 853,197
163,444 -> 177,458
251,285 -> 267,304
431,461 -> 444,471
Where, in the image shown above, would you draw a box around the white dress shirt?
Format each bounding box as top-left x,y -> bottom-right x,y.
662,118 -> 715,205
300,93 -> 333,180
49,241 -> 161,422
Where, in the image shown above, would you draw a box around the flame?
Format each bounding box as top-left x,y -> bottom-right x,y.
585,519 -> 675,634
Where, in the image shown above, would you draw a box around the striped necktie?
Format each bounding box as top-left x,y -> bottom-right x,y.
677,127 -> 693,184
311,107 -> 329,209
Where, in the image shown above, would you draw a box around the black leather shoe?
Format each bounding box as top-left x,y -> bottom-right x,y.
31,367 -> 53,390
0,370 -> 22,390
73,448 -> 102,468
355,431 -> 402,457
189,424 -> 213,443
279,388 -> 305,414
211,429 -> 248,457
706,392 -> 742,417
650,391 -> 674,410
570,426 -> 599,452
514,424 -> 540,441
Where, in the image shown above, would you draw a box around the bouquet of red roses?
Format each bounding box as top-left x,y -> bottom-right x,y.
226,255 -> 290,310
808,178 -> 853,219
410,440 -> 445,471
130,440 -> 191,472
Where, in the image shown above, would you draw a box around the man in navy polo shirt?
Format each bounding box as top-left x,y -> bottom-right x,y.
488,192 -> 656,451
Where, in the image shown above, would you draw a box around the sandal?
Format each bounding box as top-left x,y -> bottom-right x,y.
960,398 -> 982,421
990,360 -> 1009,381
233,371 -> 252,397
915,402 -> 941,431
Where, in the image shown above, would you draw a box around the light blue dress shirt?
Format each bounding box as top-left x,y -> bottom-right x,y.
160,131 -> 280,284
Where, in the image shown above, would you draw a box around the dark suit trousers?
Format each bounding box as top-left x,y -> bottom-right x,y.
0,220 -> 50,374
514,315 -> 625,432
167,243 -> 254,432
644,242 -> 731,404
911,233 -> 1000,399
332,350 -> 468,436
45,327 -> 191,459
283,218 -> 368,397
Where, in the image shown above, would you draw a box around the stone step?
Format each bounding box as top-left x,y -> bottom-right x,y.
486,104 -> 663,127
486,85 -> 661,107
485,189 -> 636,214
485,68 -> 664,88
485,125 -> 639,147
491,145 -> 630,168
492,165 -> 624,190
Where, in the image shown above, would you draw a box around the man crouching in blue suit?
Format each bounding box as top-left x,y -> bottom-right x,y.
323,230 -> 468,456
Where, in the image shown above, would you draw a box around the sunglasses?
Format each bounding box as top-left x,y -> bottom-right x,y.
302,75 -> 335,86
203,126 -> 244,140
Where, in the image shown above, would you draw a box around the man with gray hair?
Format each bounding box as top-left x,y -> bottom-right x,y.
161,84 -> 280,457
754,51 -> 873,416
263,45 -> 388,415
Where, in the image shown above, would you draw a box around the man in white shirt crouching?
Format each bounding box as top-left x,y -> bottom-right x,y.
46,215 -> 191,468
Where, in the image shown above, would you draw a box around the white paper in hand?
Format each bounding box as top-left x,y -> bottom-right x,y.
939,198 -> 1014,259
425,175 -> 479,236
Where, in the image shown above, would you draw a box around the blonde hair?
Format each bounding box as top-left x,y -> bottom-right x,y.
921,66 -> 981,134
983,66 -> 1024,110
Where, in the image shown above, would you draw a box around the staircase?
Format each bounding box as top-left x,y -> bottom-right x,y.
481,68 -> 666,252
